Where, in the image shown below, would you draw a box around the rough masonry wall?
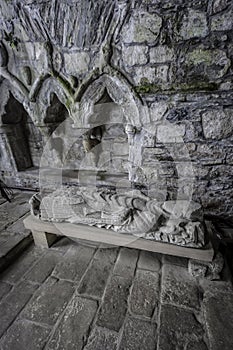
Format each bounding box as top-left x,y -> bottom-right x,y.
0,0 -> 232,216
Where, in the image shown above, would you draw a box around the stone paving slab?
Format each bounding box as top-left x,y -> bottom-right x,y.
45,296 -> 98,350
129,269 -> 160,319
0,319 -> 51,350
83,326 -> 118,350
52,244 -> 96,282
0,191 -> 33,272
78,247 -> 118,299
20,277 -> 75,326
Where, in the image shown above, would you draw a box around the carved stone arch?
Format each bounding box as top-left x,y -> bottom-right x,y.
34,77 -> 70,123
0,87 -> 43,171
75,74 -> 142,128
0,81 -> 27,125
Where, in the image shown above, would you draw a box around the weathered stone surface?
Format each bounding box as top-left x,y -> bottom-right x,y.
158,305 -> 206,350
161,264 -> 201,310
0,319 -> 51,350
0,281 -> 12,301
122,45 -> 148,66
121,11 -> 162,44
21,277 -> 74,326
134,66 -> 155,84
129,270 -> 160,318
0,280 -> 39,337
0,246 -> 44,284
113,248 -> 138,280
97,275 -> 131,331
179,9 -> 208,39
137,251 -> 161,272
78,247 -> 118,298
188,253 -> 224,280
25,250 -> 62,283
119,317 -> 157,350
64,52 -> 90,75
84,327 -> 118,350
150,46 -> 174,63
186,48 -> 231,80
211,9 -> 233,31
157,124 -> 186,143
204,292 -> 233,350
46,296 -> 98,350
52,244 -> 95,282
202,109 -> 233,140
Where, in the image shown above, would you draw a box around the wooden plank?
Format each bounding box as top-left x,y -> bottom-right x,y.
24,215 -> 214,261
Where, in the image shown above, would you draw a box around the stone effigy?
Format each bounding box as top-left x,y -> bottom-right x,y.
30,186 -> 205,248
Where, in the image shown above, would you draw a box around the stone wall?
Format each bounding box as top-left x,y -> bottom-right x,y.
0,0 -> 232,216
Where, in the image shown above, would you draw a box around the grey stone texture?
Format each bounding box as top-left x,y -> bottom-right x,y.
0,320 -> 51,350
97,274 -> 131,331
78,247 -> 118,299
137,251 -> 161,272
0,199 -> 233,350
0,280 -> 39,337
46,296 -> 98,350
129,270 -> 160,318
203,292 -> 233,350
52,244 -> 95,282
0,0 -> 233,217
21,277 -> 75,326
161,264 -> 201,311
119,317 -> 157,350
84,327 -> 118,350
158,305 -> 207,350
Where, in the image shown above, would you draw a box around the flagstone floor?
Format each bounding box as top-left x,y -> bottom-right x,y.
0,191 -> 233,350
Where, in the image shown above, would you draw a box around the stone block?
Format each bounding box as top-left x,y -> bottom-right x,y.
121,11 -> 162,44
97,275 -> 131,331
186,48 -> 230,80
211,9 -> 233,31
129,270 -> 160,318
119,316 -> 157,350
204,292 -> 233,350
64,52 -> 90,75
112,142 -> 129,156
161,264 -> 201,310
0,280 -> 39,337
113,248 -> 138,280
78,247 -> 118,299
188,253 -> 224,280
122,45 -> 148,66
52,244 -> 95,282
134,66 -> 155,85
84,327 -> 118,350
157,124 -> 186,143
150,45 -> 175,63
155,65 -> 170,83
0,281 -> 12,301
46,296 -> 98,350
137,251 -> 161,272
0,319 -> 50,350
202,109 -> 233,140
179,9 -> 208,39
158,305 -> 206,350
21,277 -> 74,326
0,246 -> 44,284
25,250 -> 62,284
